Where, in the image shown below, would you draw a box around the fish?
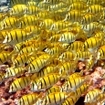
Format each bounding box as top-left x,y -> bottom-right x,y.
9,76 -> 31,92
37,64 -> 57,77
76,51 -> 92,61
50,21 -> 71,32
58,61 -> 77,76
9,4 -> 28,16
44,46 -> 65,57
67,41 -> 83,52
82,36 -> 102,52
41,92 -> 68,105
58,31 -> 78,43
81,13 -> 96,25
84,88 -> 103,103
64,10 -> 82,23
81,22 -> 99,37
1,16 -> 19,29
68,1 -> 88,11
24,25 -> 41,36
12,53 -> 29,67
31,73 -> 61,91
5,67 -> 26,78
28,54 -> 51,73
17,93 -> 39,105
71,84 -> 89,98
58,51 -> 76,61
40,19 -> 54,30
3,29 -> 33,45
18,45 -> 37,55
61,76 -> 86,92
19,15 -> 40,28
87,4 -> 104,14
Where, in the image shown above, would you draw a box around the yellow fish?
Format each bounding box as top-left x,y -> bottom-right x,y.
24,25 -> 41,36
40,19 -> 54,30
12,53 -> 29,67
82,36 -> 102,52
82,22 -> 99,37
68,1 -> 88,11
9,4 -> 27,16
31,73 -> 61,91
64,10 -> 82,23
18,93 -> 39,105
50,21 -> 71,32
5,67 -> 26,78
76,51 -> 92,61
9,76 -> 31,92
3,29 -> 33,45
81,13 -> 96,25
37,64 -> 57,77
67,41 -> 83,52
19,45 -> 37,55
42,92 -> 68,105
61,76 -> 86,92
28,54 -> 51,73
84,88 -> 103,103
58,51 -> 76,61
58,31 -> 78,43
87,4 -> 104,14
1,16 -> 19,29
19,15 -> 40,28
58,61 -> 77,76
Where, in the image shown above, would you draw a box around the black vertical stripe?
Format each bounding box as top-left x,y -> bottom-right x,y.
18,79 -> 22,89
54,93 -> 57,104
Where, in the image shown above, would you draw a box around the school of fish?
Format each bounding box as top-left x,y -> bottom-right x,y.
1,0 -> 105,105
